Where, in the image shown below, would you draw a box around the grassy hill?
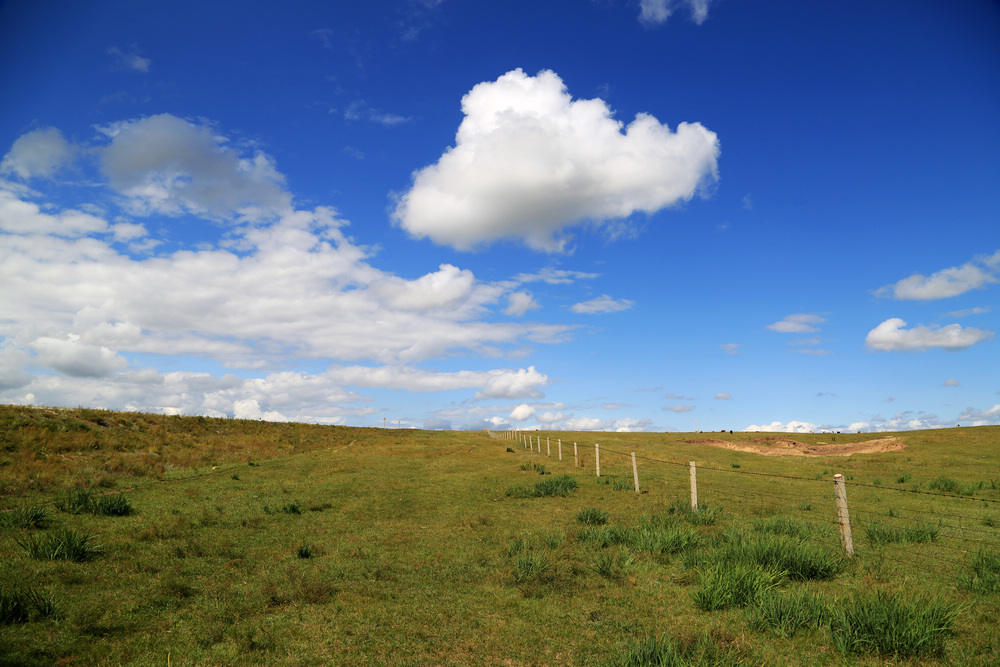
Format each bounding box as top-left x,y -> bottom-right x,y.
1,405 -> 998,665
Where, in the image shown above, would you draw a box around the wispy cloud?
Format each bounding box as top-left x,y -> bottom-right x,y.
875,250 -> 1000,300
571,295 -> 634,314
767,313 -> 825,334
107,46 -> 150,72
639,0 -> 714,26
345,101 -> 411,126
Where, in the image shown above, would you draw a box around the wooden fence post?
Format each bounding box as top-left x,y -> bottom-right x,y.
689,461 -> 698,511
574,442 -> 579,467
547,437 -> 551,457
631,452 -> 640,494
595,443 -> 601,477
558,439 -> 562,461
833,474 -> 855,557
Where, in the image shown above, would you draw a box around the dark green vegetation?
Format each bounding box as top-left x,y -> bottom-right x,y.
1,405 -> 999,665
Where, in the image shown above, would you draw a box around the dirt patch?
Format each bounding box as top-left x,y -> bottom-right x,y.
685,436 -> 906,457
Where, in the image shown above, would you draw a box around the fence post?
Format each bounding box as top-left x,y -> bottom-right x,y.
547,437 -> 551,457
631,452 -> 640,494
574,442 -> 579,467
595,443 -> 601,477
689,461 -> 698,511
558,439 -> 562,461
833,474 -> 855,557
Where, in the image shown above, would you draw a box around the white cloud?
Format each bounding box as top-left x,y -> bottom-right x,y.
875,250 -> 1000,300
948,306 -> 990,318
957,404 -> 1000,426
514,268 -> 600,285
715,393 -> 731,400
767,313 -> 825,333
344,100 -> 411,126
504,291 -> 540,317
372,264 -> 478,311
720,343 -> 742,355
0,187 -> 108,236
744,420 -> 819,434
571,294 -> 634,314
865,318 -> 994,352
943,378 -> 960,387
664,405 -> 694,413
99,114 -> 292,219
639,0 -> 714,26
32,335 -> 129,378
108,46 -> 150,72
392,68 -> 719,252
475,366 -> 549,400
1,127 -> 76,180
509,403 -> 536,421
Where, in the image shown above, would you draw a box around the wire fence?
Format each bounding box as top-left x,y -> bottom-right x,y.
489,429 -> 1000,581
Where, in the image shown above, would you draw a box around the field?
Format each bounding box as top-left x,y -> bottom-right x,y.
1,405 -> 999,666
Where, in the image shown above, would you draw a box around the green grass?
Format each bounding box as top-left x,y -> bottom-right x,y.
0,586 -> 56,625
1,405 -> 998,665
827,590 -> 961,658
505,474 -> 579,498
18,528 -> 102,562
864,519 -> 939,545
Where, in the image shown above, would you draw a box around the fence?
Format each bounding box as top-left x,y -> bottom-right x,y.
488,429 -> 1000,580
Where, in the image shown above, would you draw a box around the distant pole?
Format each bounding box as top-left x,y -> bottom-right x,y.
631,452 -> 640,494
574,442 -> 579,467
595,443 -> 601,477
547,437 -> 551,457
558,439 -> 562,461
689,461 -> 698,511
834,474 -> 855,557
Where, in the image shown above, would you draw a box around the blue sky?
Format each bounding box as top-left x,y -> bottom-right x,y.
1,0 -> 998,433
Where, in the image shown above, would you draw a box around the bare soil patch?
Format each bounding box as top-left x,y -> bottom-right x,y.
685,436 -> 906,457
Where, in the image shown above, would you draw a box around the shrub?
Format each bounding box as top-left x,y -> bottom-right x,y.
19,528 -> 102,562
577,508 -> 609,526
828,590 -> 961,658
691,562 -> 784,611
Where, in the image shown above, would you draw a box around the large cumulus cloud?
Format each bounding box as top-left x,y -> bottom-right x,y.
392,69 -> 719,252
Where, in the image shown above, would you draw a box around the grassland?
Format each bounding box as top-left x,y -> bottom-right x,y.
1,405 -> 999,665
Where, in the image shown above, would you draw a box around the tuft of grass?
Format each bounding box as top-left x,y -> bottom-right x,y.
928,476 -> 985,496
19,528 -> 102,562
94,493 -> 134,517
865,520 -> 938,546
512,551 -> 552,586
691,562 -> 784,611
576,507 -> 610,526
505,447 -> 514,453
591,548 -> 635,581
828,590 -> 961,658
959,549 -> 1000,594
506,474 -> 578,498
280,501 -> 302,515
0,587 -> 56,625
609,632 -> 742,667
744,589 -> 830,637
297,544 -> 314,559
577,524 -> 630,548
629,520 -> 701,557
2,504 -> 51,529
533,463 -> 550,475
750,516 -> 815,540
718,529 -> 845,580
666,499 -> 719,525
55,488 -> 94,514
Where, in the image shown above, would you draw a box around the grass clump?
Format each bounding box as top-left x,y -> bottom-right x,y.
928,476 -> 985,496
630,519 -> 701,557
55,488 -> 94,514
865,520 -> 938,546
959,549 -> 1000,593
18,528 -> 102,562
576,507 -> 610,526
506,474 -> 578,498
744,589 -> 830,637
609,632 -> 741,667
828,590 -> 961,658
591,548 -> 635,581
577,523 -> 630,548
1,504 -> 50,529
666,499 -> 718,525
691,562 -> 784,611
718,529 -> 845,580
0,587 -> 56,625
93,493 -> 134,517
